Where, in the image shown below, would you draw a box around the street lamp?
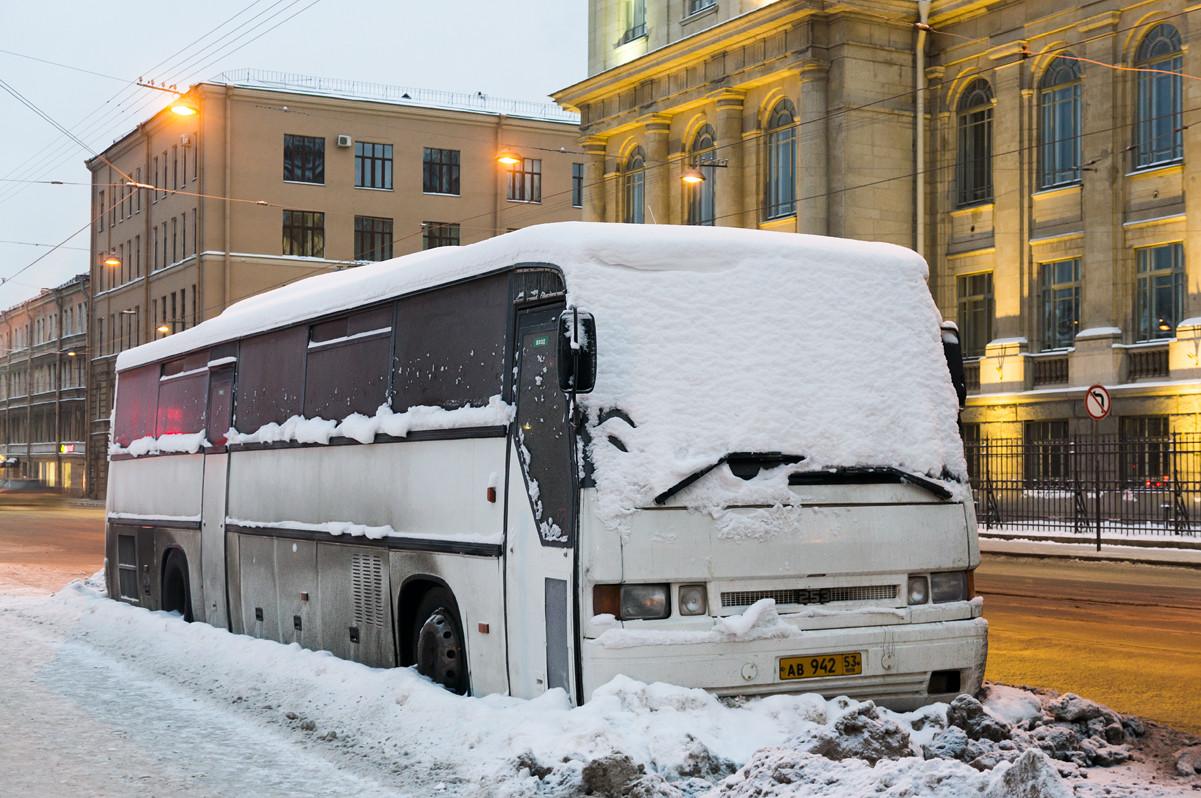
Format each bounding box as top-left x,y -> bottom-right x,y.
102,253 -> 121,268
170,97 -> 199,116
680,158 -> 728,184
496,149 -> 522,166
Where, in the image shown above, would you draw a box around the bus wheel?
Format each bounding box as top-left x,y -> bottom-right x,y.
413,588 -> 467,695
161,550 -> 194,622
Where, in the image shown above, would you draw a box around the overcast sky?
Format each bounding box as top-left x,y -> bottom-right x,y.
0,0 -> 587,310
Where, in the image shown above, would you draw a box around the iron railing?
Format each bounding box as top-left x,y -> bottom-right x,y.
965,433 -> 1200,537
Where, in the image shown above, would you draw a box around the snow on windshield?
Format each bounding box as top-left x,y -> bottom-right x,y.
113,223 -> 964,520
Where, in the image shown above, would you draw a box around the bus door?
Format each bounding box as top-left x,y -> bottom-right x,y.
200,364 -> 234,630
506,305 -> 578,700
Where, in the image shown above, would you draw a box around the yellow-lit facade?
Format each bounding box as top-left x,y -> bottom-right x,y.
556,0 -> 1201,444
85,71 -> 581,498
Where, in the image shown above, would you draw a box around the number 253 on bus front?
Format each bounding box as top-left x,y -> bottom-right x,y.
778,652 -> 863,680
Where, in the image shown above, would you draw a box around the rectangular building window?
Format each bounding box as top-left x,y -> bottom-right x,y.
283,210 -> 325,257
507,158 -> 541,203
423,148 -> 460,195
97,190 -> 105,230
1120,415 -> 1170,484
135,169 -> 142,212
1024,419 -> 1069,482
283,134 -> 325,184
956,272 -> 994,358
1039,258 -> 1079,350
1136,243 -> 1184,341
355,142 -> 393,190
572,163 -> 584,208
354,216 -> 394,261
422,221 -> 460,250
687,0 -> 715,13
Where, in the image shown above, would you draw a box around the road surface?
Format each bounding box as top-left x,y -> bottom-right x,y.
2,505 -> 1198,734
977,554 -> 1201,734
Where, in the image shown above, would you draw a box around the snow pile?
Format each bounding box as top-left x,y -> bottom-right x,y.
112,223 -> 965,519
590,598 -> 801,648
110,430 -> 207,457
224,396 -> 515,447
10,581 -> 1171,796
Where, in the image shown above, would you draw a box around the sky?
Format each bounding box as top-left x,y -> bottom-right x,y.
0,0 -> 588,310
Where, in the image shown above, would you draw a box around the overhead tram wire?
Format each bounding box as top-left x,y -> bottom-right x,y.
0,0 -> 306,206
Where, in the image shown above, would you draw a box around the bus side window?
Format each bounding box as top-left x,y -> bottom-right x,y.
303,305 -> 392,419
393,274 -> 508,412
515,314 -> 574,547
112,364 -> 160,447
207,367 -> 235,446
235,325 -> 306,432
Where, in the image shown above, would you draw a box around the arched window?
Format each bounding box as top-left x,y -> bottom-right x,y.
687,124 -> 716,226
1039,57 -> 1082,188
623,147 -> 645,224
764,100 -> 796,220
956,79 -> 993,206
1135,24 -> 1182,168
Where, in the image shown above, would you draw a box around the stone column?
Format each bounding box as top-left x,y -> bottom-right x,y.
798,60 -> 829,236
580,135 -> 608,222
713,89 -> 746,227
641,113 -> 671,225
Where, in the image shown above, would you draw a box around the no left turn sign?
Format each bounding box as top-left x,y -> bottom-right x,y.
1085,384 -> 1111,421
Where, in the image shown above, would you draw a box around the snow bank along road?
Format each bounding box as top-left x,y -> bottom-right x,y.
1,576 -> 1199,797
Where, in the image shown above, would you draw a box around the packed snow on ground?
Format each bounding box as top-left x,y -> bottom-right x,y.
2,579 -> 1197,797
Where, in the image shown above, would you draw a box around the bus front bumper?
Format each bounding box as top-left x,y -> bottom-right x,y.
580,617 -> 988,712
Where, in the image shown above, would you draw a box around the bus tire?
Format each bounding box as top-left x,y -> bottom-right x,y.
412,587 -> 468,695
161,549 -> 194,622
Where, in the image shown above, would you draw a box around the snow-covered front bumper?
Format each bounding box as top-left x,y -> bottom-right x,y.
580,614 -> 988,712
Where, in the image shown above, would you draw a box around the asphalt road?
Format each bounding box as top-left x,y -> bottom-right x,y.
2,506 -> 1198,734
0,502 -> 105,593
977,554 -> 1201,734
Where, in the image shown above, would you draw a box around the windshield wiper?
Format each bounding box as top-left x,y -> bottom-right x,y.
653,452 -> 805,506
787,466 -> 952,500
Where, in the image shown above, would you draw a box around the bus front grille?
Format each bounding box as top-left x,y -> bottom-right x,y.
721,584 -> 897,610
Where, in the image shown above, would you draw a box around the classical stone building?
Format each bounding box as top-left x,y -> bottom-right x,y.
555,0 -> 1201,447
0,275 -> 89,495
85,70 -> 582,498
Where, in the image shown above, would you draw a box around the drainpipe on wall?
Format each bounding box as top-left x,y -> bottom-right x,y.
915,0 -> 931,260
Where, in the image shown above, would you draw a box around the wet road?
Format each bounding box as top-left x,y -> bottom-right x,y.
0,503 -> 105,593
977,554 -> 1201,734
2,506 -> 1198,733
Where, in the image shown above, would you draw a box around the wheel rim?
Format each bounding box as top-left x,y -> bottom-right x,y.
416,607 -> 464,691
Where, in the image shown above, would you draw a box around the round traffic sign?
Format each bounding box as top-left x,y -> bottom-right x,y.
1085,384 -> 1111,421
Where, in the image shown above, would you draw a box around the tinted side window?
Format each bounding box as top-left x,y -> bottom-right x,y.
304,305 -> 392,419
235,326 -> 306,431
157,371 -> 208,436
112,364 -> 160,446
393,274 -> 508,411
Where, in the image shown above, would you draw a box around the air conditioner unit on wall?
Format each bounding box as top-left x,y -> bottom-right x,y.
180,134 -> 191,146
336,134 -> 352,148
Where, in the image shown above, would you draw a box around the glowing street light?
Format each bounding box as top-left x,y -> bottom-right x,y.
102,253 -> 121,268
170,97 -> 199,116
496,149 -> 522,166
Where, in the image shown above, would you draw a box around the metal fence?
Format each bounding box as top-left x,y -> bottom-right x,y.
965,433 -> 1201,537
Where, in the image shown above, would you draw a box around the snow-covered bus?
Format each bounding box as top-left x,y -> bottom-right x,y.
105,223 -> 986,709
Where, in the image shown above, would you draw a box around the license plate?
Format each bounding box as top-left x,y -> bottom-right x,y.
779,652 -> 863,680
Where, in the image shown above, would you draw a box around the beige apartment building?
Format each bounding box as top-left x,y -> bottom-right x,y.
86,70 -> 581,497
0,275 -> 89,495
555,0 -> 1201,447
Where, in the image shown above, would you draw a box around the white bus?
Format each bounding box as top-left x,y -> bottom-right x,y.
105,223 -> 986,709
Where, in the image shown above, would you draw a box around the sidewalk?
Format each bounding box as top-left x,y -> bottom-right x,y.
979,530 -> 1201,568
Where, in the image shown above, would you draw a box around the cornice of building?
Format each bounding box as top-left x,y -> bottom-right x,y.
555,0 -> 923,113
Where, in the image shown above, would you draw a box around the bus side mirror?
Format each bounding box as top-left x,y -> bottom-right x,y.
558,309 -> 597,394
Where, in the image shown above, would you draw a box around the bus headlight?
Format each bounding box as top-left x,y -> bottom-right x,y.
931,571 -> 970,603
678,584 -> 707,616
619,584 -> 670,620
907,575 -> 929,605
